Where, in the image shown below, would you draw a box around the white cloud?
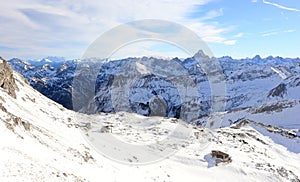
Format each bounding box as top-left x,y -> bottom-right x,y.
261,31 -> 279,37
223,40 -> 236,45
187,21 -> 235,45
260,29 -> 296,37
234,33 -> 244,38
284,29 -> 296,33
263,0 -> 300,12
0,0 -> 235,59
201,9 -> 224,20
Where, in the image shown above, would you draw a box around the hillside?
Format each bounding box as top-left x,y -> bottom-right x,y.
1,57 -> 300,181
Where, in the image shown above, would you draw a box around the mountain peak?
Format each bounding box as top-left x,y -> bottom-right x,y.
252,55 -> 261,60
193,50 -> 209,59
0,56 -> 4,63
37,56 -> 65,63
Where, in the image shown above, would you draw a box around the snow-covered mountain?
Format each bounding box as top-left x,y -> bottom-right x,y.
8,53 -> 300,128
1,56 -> 300,181
8,57 -> 76,109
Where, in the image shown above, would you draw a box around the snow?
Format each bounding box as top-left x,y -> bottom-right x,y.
7,55 -> 300,122
219,102 -> 300,130
0,70 -> 300,181
251,124 -> 300,153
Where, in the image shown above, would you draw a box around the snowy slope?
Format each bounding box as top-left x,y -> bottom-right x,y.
1,58 -> 300,181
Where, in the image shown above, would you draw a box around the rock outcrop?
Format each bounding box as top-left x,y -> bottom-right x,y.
268,83 -> 287,98
0,56 -> 18,98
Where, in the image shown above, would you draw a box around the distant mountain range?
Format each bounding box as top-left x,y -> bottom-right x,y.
8,52 -> 300,129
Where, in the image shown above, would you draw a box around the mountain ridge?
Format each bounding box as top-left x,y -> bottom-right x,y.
0,57 -> 300,181
8,54 -> 300,128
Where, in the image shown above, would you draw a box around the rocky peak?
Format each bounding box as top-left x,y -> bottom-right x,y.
193,50 -> 209,59
0,56 -> 18,98
253,55 -> 261,60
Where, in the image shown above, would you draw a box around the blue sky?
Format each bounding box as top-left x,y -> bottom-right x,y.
0,0 -> 299,59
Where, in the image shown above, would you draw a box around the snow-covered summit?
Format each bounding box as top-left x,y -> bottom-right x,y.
31,56 -> 66,63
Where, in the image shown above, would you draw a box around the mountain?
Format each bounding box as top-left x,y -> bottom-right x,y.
1,56 -> 300,181
8,57 -> 76,109
8,54 -> 300,128
27,56 -> 66,66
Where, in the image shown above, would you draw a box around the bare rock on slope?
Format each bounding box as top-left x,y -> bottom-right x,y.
268,83 -> 287,98
0,56 -> 18,98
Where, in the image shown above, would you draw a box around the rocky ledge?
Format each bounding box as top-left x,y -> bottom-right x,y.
0,56 -> 18,98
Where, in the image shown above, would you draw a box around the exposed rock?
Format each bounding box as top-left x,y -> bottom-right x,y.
205,150 -> 232,167
6,123 -> 14,132
149,95 -> 168,117
0,57 -> 18,98
231,118 -> 250,129
268,83 -> 287,98
22,121 -> 31,131
0,103 -> 7,112
253,101 -> 294,114
288,76 -> 300,87
99,125 -> 112,133
82,151 -> 94,162
211,150 -> 232,164
13,116 -> 22,126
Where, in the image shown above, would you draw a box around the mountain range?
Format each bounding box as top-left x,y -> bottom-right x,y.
8,53 -> 300,127
0,54 -> 299,181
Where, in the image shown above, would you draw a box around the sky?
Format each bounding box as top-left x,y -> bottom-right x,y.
0,0 -> 300,60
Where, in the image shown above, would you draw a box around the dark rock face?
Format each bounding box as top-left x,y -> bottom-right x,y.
8,58 -> 75,109
253,101 -> 295,114
127,74 -> 181,118
0,57 -> 18,98
149,95 -> 168,117
85,59 -> 187,118
268,83 -> 287,98
34,68 -> 74,109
